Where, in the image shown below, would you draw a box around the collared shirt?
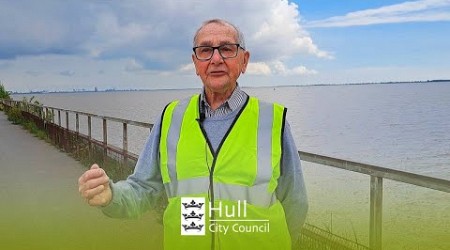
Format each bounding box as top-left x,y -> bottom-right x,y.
200,85 -> 248,118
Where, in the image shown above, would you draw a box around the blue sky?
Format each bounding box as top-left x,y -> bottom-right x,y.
1,0 -> 449,92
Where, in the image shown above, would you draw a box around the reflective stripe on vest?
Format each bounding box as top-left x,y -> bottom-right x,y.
159,94 -> 286,208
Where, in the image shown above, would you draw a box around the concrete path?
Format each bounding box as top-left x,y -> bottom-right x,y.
0,112 -> 163,250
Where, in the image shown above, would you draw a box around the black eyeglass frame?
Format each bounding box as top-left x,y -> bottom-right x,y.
192,43 -> 245,61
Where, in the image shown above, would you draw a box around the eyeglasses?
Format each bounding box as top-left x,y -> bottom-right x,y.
193,44 -> 244,61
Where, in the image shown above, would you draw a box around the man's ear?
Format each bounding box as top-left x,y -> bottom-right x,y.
192,54 -> 199,75
241,51 -> 250,74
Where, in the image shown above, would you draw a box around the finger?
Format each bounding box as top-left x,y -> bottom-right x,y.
78,164 -> 102,185
78,167 -> 106,185
87,194 -> 109,207
79,175 -> 109,195
82,175 -> 110,190
82,184 -> 105,199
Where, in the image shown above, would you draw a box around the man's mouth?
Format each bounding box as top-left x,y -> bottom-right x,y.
209,70 -> 226,76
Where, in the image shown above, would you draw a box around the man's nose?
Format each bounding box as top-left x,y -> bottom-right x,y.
210,49 -> 223,63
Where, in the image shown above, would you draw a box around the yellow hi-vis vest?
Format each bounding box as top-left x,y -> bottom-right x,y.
159,94 -> 291,250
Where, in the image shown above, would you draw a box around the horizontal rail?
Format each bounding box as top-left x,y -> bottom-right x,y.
299,151 -> 450,193
5,100 -> 153,129
55,108 -> 153,129
1,99 -> 149,168
80,134 -> 139,161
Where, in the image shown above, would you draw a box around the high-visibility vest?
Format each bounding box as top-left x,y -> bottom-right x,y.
159,94 -> 291,249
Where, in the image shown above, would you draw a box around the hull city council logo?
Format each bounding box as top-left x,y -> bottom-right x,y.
181,197 -> 206,236
180,197 -> 270,236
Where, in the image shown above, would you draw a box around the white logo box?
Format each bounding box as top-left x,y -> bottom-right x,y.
181,197 -> 206,236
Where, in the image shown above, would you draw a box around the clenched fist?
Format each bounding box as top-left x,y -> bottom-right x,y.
78,164 -> 112,207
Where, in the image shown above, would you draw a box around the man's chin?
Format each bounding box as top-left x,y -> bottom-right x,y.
204,81 -> 236,94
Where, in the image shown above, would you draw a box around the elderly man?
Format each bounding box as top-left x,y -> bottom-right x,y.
78,19 -> 308,250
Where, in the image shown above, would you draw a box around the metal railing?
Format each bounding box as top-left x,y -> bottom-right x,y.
2,98 -> 450,250
299,151 -> 449,250
2,99 -> 152,166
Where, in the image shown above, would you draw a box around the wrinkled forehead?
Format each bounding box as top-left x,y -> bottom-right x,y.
194,23 -> 239,46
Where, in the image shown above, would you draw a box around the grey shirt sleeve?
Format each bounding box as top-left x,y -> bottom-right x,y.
101,116 -> 165,219
276,120 -> 309,246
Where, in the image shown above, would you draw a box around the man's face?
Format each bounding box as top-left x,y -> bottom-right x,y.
192,23 -> 250,94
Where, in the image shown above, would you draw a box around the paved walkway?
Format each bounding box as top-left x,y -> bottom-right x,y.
0,112 -> 162,250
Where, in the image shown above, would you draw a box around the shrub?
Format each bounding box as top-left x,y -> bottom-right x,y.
0,83 -> 10,99
6,106 -> 24,124
0,83 -> 11,111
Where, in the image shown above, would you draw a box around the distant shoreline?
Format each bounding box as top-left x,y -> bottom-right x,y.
10,79 -> 450,95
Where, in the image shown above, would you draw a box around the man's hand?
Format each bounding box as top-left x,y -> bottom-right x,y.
78,164 -> 112,207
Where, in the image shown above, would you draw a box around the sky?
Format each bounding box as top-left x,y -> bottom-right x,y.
0,0 -> 449,92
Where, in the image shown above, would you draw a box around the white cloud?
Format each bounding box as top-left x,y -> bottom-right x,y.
59,70 -> 76,77
178,63 -> 195,73
290,65 -> 318,76
306,0 -> 450,28
245,0 -> 332,60
0,0 -> 332,91
272,61 -> 317,76
124,59 -> 144,72
247,61 -> 317,76
246,62 -> 272,75
0,0 -> 327,67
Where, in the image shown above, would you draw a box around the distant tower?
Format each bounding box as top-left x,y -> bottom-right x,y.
94,87 -> 98,92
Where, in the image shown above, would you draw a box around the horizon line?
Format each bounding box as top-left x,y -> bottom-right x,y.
8,79 -> 450,95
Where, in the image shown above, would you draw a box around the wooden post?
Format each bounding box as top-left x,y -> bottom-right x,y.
370,176 -> 383,250
123,122 -> 128,167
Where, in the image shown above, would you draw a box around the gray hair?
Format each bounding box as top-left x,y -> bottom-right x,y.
193,19 -> 246,49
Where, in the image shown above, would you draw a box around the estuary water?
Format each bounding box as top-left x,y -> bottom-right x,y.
14,82 -> 450,249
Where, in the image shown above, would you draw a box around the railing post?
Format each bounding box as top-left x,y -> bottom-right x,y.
76,113 -> 79,157
43,107 -> 49,139
65,111 -> 69,152
39,105 -> 43,120
57,110 -> 61,147
66,111 -> 69,130
103,118 -> 107,165
370,176 -> 383,250
123,122 -> 128,167
88,116 -> 92,160
50,108 -> 55,143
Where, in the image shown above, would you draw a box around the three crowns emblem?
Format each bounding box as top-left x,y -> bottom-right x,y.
181,197 -> 206,235
182,221 -> 204,232
183,210 -> 204,220
182,199 -> 204,209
